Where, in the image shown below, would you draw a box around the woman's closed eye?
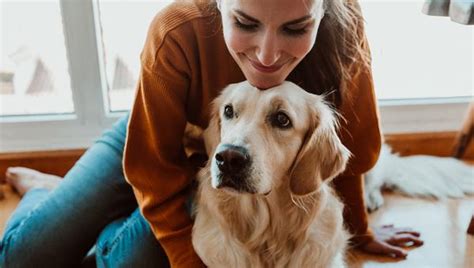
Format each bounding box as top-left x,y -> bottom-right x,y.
283,24 -> 311,36
234,17 -> 258,31
283,20 -> 315,36
234,17 -> 312,37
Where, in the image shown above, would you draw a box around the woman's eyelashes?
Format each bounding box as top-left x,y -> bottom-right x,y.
234,18 -> 258,31
283,26 -> 308,36
233,17 -> 309,36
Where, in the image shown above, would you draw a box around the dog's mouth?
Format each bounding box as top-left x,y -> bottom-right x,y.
215,174 -> 258,195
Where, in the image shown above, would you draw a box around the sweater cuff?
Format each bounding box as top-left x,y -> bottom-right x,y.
155,224 -> 206,268
349,227 -> 374,248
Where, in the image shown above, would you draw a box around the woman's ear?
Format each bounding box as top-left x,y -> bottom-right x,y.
289,100 -> 351,196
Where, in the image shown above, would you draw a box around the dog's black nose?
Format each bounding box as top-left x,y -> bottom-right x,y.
215,145 -> 250,174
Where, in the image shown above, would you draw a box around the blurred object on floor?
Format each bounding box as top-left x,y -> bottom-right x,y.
453,102 -> 474,159
365,144 -> 474,212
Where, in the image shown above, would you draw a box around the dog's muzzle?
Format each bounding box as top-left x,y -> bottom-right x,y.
214,144 -> 254,193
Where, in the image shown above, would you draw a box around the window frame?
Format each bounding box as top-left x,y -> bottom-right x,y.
378,97 -> 470,134
0,0 -> 125,153
0,0 -> 471,153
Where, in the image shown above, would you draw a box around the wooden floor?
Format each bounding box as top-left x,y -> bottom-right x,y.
0,185 -> 20,237
1,185 -> 473,267
347,193 -> 474,268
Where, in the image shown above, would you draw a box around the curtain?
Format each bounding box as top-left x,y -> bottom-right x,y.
422,0 -> 474,25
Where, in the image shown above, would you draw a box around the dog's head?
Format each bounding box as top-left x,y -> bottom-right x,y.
204,81 -> 350,196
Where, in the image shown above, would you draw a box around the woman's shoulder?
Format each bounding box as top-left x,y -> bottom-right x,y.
146,0 -> 217,45
151,0 -> 216,33
141,0 -> 220,68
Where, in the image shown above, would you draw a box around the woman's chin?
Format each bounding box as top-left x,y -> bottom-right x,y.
248,79 -> 283,90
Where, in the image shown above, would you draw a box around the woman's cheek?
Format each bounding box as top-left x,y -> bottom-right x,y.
226,31 -> 252,53
293,36 -> 316,58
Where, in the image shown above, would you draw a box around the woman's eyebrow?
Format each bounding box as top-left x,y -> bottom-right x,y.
283,15 -> 313,26
234,10 -> 313,25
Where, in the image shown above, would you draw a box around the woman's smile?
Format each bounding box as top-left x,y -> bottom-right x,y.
247,56 -> 285,73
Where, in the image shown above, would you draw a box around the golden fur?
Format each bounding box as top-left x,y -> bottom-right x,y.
192,81 -> 351,267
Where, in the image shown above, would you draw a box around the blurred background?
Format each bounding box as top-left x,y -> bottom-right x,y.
0,0 -> 472,152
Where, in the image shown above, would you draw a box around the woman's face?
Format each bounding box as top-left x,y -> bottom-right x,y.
219,0 -> 324,89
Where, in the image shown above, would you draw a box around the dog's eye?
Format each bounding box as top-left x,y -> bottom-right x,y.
272,112 -> 292,129
224,105 -> 234,119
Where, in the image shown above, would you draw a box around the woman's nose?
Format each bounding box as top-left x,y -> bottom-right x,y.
255,31 -> 281,66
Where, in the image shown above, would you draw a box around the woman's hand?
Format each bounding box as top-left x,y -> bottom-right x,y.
360,224 -> 424,258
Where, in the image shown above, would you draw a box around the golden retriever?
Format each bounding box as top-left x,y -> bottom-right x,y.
192,81 -> 351,267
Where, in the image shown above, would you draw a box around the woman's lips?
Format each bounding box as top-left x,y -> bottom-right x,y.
248,58 -> 283,73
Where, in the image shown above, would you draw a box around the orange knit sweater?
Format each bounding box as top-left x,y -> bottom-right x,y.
123,1 -> 381,267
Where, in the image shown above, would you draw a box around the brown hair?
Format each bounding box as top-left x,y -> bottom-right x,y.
289,0 -> 371,107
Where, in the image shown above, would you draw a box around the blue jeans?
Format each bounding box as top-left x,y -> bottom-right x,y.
0,115 -> 170,268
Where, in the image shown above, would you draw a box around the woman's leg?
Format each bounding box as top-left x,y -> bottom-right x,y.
0,115 -> 140,267
95,208 -> 170,268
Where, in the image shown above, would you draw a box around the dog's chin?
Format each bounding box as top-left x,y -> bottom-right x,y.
211,175 -> 271,196
216,186 -> 247,196
216,186 -> 271,197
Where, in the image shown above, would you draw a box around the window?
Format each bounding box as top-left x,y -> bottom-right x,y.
95,0 -> 173,112
360,0 -> 472,133
0,0 -> 174,152
361,0 -> 472,100
0,0 -> 74,116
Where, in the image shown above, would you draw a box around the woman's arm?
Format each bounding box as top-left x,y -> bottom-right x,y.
123,23 -> 205,267
335,59 -> 423,258
333,65 -> 381,246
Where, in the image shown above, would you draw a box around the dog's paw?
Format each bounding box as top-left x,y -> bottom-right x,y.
366,189 -> 384,212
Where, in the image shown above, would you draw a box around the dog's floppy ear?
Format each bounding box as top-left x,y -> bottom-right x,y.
289,101 -> 351,195
203,98 -> 222,156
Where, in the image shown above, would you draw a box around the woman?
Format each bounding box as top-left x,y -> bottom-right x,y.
0,0 -> 423,267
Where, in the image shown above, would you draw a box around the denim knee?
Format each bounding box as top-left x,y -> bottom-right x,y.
0,189 -> 68,268
0,230 -> 52,268
96,209 -> 169,268
0,209 -> 82,268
